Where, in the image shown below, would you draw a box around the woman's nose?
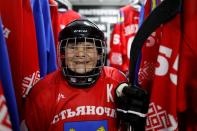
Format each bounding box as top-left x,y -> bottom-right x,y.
76,46 -> 85,57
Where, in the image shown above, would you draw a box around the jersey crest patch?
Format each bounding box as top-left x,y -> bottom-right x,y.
64,120 -> 108,131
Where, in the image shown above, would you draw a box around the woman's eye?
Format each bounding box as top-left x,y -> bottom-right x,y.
87,47 -> 93,49
86,46 -> 94,49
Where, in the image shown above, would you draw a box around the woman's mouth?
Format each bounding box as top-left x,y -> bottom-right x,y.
74,61 -> 90,64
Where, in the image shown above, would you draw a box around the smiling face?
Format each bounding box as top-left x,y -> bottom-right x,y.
65,41 -> 99,74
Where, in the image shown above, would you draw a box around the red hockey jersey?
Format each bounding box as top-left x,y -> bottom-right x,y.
58,10 -> 81,30
145,14 -> 181,130
25,67 -> 127,131
178,0 -> 197,130
109,4 -> 159,78
138,30 -> 161,89
109,5 -> 139,73
49,0 -> 60,51
0,0 -> 40,119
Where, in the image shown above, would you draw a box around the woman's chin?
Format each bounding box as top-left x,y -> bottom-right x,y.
76,69 -> 87,74
74,68 -> 92,74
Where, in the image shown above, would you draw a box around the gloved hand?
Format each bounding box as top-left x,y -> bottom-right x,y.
115,83 -> 149,130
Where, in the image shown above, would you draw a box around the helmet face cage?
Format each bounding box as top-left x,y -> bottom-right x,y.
58,37 -> 106,87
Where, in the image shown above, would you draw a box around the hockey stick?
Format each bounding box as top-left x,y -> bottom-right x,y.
129,0 -> 181,85
127,0 -> 181,130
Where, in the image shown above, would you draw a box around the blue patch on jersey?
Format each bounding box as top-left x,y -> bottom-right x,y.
64,120 -> 108,131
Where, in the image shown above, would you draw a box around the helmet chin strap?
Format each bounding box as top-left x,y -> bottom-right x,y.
62,66 -> 101,88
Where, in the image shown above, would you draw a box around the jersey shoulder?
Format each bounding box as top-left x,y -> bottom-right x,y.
27,70 -> 63,101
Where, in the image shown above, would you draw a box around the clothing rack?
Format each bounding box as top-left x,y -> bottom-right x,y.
130,0 -> 145,11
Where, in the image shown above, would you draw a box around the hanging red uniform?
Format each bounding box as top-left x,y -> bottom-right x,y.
109,5 -> 139,73
178,0 -> 197,130
49,0 -> 60,51
0,0 -> 40,119
144,0 -> 152,19
145,14 -> 181,130
58,9 -> 81,30
138,30 -> 161,89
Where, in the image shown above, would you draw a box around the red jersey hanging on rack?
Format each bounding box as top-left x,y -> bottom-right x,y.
49,0 -> 60,50
178,0 -> 197,130
58,9 -> 81,30
0,0 -> 40,119
145,14 -> 181,131
109,3 -> 159,78
109,5 -> 140,74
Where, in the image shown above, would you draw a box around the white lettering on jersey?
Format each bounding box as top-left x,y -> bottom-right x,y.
75,106 -> 86,116
0,95 -> 12,131
51,106 -> 116,124
107,84 -> 114,103
155,45 -> 179,85
113,34 -> 120,45
96,106 -> 104,115
22,71 -> 40,98
124,24 -> 138,36
86,106 -> 96,115
146,32 -> 156,47
57,93 -> 65,102
2,24 -> 11,39
111,53 -> 123,65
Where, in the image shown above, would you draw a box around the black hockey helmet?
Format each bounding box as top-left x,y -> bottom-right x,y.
58,19 -> 106,87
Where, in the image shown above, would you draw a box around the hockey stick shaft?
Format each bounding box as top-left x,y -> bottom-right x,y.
127,0 -> 181,130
